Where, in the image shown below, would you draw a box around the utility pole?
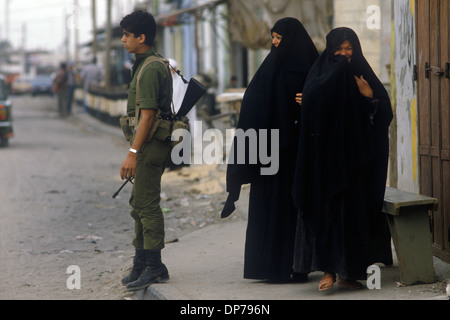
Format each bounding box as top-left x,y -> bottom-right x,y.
74,0 -> 80,66
21,23 -> 26,74
104,0 -> 112,88
91,0 -> 98,61
65,10 -> 71,62
4,0 -> 10,44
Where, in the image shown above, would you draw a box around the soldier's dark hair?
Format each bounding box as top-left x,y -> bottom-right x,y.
120,10 -> 156,47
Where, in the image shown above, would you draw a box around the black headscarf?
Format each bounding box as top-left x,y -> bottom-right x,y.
293,27 -> 393,232
271,17 -> 321,74
221,18 -> 319,218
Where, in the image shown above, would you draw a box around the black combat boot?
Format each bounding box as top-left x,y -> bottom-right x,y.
121,248 -> 146,286
126,250 -> 170,291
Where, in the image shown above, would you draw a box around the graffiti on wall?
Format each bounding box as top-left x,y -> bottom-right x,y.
394,0 -> 419,191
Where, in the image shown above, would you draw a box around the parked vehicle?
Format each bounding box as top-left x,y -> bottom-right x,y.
0,75 -> 13,147
31,74 -> 53,96
12,77 -> 32,95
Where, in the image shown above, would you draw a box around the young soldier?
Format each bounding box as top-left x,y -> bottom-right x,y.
119,10 -> 173,291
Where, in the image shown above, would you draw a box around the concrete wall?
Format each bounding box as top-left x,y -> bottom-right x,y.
333,0 -> 391,84
392,0 -> 419,193
263,0 -> 333,52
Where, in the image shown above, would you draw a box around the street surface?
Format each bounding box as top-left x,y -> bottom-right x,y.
0,95 -> 232,300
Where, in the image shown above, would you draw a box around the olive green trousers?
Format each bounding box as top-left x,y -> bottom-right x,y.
129,130 -> 171,250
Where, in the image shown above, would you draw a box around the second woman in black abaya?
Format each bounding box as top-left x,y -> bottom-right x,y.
221,18 -> 319,281
293,27 -> 393,290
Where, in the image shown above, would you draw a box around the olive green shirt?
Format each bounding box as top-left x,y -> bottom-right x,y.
127,48 -> 172,117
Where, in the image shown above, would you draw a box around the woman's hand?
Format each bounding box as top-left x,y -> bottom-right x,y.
296,93 -> 303,106
354,75 -> 374,98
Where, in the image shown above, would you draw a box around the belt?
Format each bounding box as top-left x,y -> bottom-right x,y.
129,116 -> 172,131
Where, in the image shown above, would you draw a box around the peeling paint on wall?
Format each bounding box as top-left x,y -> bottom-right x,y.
394,0 -> 419,193
410,0 -> 415,16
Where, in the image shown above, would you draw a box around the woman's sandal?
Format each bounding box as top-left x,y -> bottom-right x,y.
318,272 -> 336,291
337,278 -> 364,290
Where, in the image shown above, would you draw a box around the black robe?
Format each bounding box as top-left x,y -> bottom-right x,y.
292,28 -> 393,280
221,18 -> 319,280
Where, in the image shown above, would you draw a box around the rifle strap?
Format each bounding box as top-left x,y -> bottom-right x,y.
130,55 -> 172,131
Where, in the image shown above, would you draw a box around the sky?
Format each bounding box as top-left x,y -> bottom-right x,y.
1,0 -> 140,52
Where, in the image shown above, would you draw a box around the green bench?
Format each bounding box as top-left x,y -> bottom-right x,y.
383,187 -> 438,286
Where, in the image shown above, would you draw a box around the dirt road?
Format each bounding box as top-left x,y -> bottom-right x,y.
0,95 -> 232,300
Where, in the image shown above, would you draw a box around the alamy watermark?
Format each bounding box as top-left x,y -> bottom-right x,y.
171,121 -> 280,176
367,5 -> 381,30
66,265 -> 81,290
367,265 -> 381,290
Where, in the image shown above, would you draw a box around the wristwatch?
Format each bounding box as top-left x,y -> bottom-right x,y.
129,148 -> 139,154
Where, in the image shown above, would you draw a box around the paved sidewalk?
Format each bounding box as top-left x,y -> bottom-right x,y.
135,215 -> 450,301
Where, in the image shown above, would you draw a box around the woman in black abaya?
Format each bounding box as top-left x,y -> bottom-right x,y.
293,27 -> 393,290
221,18 -> 319,281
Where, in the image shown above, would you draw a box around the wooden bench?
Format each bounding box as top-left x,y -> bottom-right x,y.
383,187 -> 438,286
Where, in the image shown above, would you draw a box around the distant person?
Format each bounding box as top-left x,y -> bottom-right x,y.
52,62 -> 68,118
80,57 -> 103,113
228,75 -> 238,89
66,62 -> 76,115
196,71 -> 219,116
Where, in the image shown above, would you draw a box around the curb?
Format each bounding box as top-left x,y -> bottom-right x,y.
134,283 -> 189,300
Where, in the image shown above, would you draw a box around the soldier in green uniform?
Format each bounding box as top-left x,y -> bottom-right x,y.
119,10 -> 173,291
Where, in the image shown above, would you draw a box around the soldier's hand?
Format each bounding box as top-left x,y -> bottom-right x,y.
120,153 -> 138,180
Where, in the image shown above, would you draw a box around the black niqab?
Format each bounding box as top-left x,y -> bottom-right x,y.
294,27 -> 393,230
222,17 -> 319,218
292,27 -> 393,280
271,18 -> 321,74
220,18 -> 318,280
